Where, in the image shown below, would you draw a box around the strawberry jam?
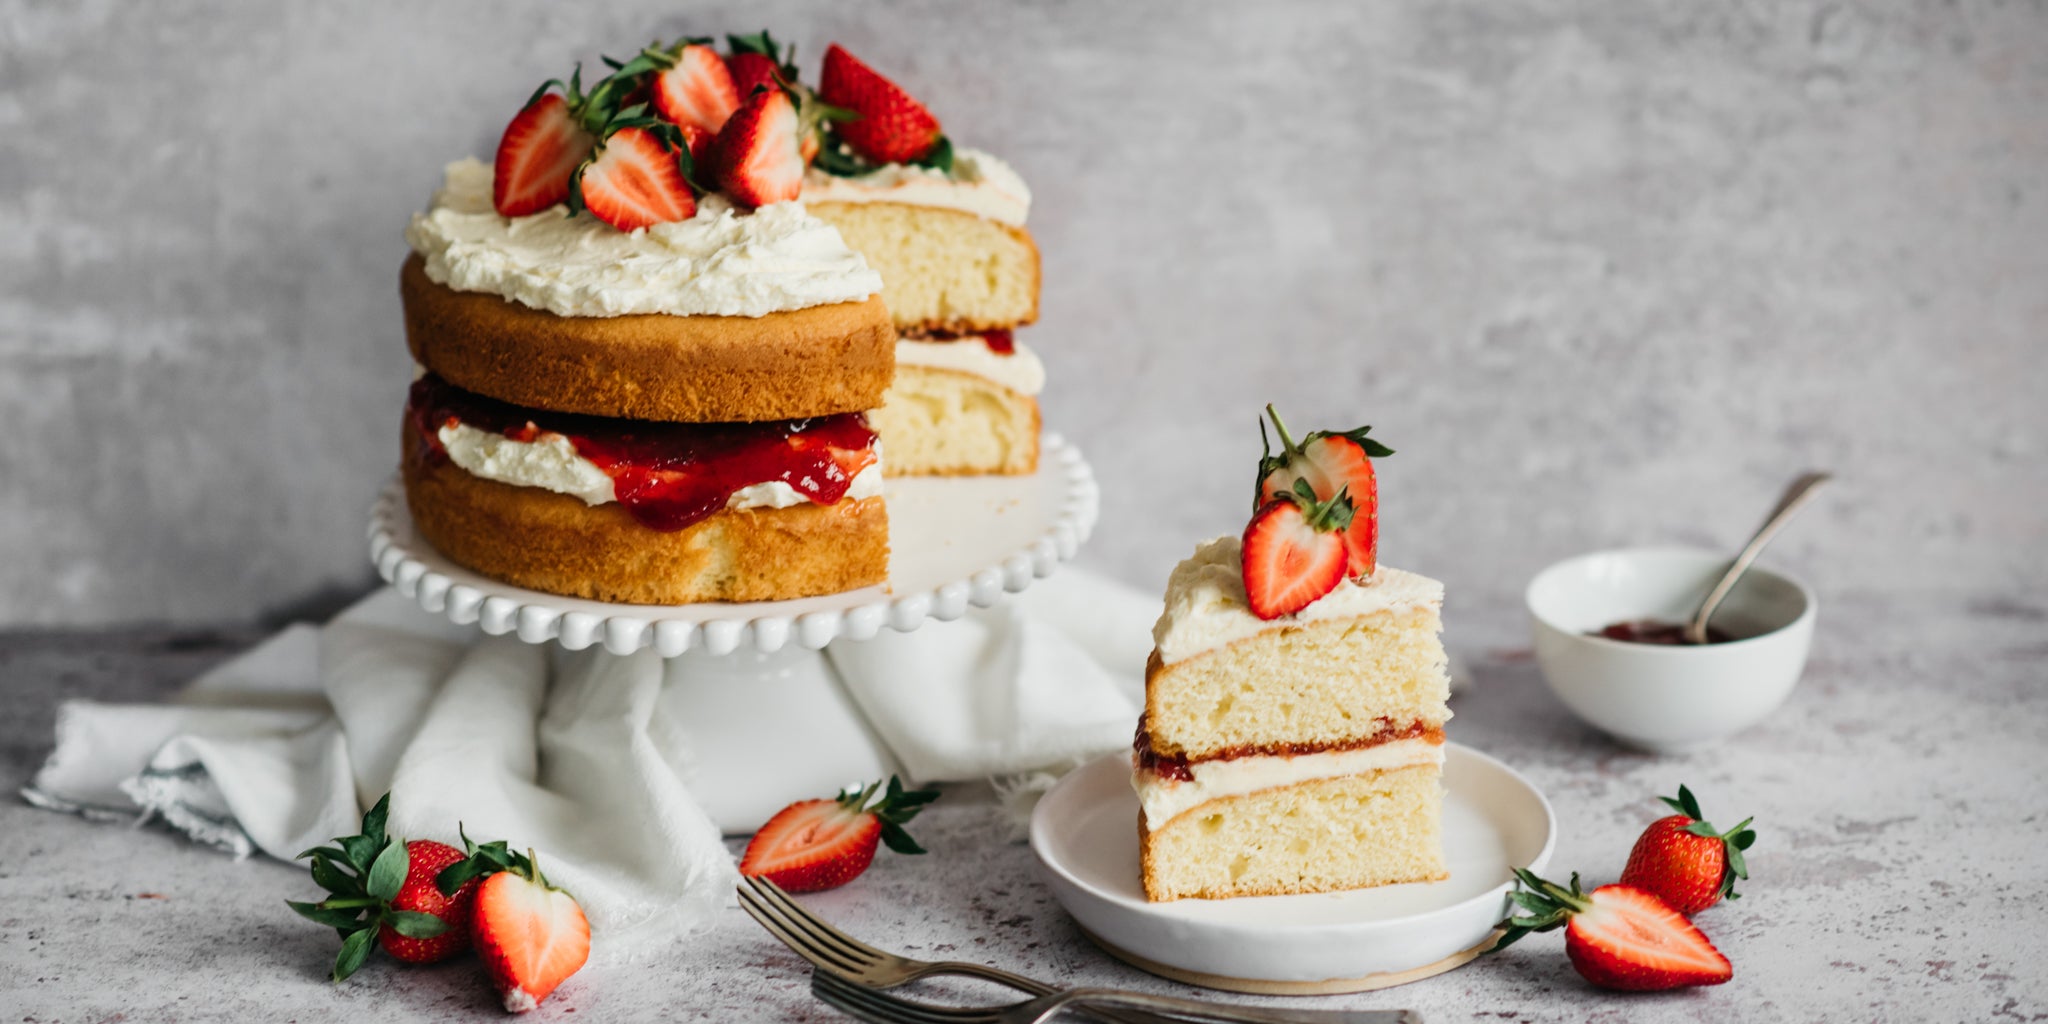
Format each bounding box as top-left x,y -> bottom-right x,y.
408,374 -> 877,532
980,329 -> 1015,355
905,328 -> 1015,355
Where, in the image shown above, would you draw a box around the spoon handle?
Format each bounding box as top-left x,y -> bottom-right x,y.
1686,472 -> 1832,644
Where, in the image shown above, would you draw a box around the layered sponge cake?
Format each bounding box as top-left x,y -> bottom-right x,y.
1133,410 -> 1447,901
398,38 -> 899,605
800,45 -> 1044,477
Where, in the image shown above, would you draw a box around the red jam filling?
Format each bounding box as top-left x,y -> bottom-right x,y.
905,328 -> 1015,355
1132,716 -> 1435,783
407,374 -> 878,533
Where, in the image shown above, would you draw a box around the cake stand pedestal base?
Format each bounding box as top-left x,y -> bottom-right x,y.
657,646 -> 894,833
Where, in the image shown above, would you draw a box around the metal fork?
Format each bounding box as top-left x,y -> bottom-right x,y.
738,878 -> 1415,1024
811,969 -> 1420,1024
738,876 -> 1057,992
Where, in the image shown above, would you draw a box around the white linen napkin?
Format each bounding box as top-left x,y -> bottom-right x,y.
23,567 -> 1153,954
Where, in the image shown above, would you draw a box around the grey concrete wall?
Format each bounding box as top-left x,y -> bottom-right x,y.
3,0 -> 2043,628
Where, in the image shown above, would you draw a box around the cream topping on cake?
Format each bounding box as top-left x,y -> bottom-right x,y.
437,421 -> 885,510
406,158 -> 883,319
1152,536 -> 1444,665
893,337 -> 1044,396
801,148 -> 1031,226
1130,737 -> 1445,830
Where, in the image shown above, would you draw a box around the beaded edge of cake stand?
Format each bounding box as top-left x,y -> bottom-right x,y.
368,432 -> 1100,657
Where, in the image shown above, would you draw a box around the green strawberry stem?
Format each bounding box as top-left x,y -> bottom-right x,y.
1264,404 -> 1301,457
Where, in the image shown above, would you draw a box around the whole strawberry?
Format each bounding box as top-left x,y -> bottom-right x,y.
1620,785 -> 1757,915
818,43 -> 948,166
288,795 -> 479,980
740,776 -> 941,892
1496,869 -> 1732,991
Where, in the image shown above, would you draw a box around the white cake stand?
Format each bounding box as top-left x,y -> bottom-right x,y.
366,432 -> 1099,830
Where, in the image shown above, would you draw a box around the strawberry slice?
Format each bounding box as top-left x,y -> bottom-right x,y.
739,777 -> 940,893
1256,405 -> 1392,580
575,125 -> 695,231
710,87 -> 804,208
1240,481 -> 1355,620
493,92 -> 596,216
676,122 -> 716,167
650,42 -> 740,135
469,848 -> 590,1013
1496,870 -> 1733,991
818,43 -> 946,165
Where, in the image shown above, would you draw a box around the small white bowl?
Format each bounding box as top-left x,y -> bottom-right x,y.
1525,547 -> 1816,753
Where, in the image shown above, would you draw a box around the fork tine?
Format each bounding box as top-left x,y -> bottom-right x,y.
738,887 -> 869,975
737,884 -> 877,973
811,970 -> 1001,1024
747,876 -> 889,966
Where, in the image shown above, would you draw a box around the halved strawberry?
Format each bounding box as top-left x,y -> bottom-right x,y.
575,125 -> 695,231
1240,481 -> 1355,620
1256,405 -> 1392,579
710,87 -> 804,207
676,122 -> 715,167
1496,870 -> 1733,991
649,42 -> 740,135
288,795 -> 478,980
469,849 -> 590,1013
818,43 -> 946,165
493,92 -> 596,216
739,777 -> 940,893
1619,785 -> 1758,915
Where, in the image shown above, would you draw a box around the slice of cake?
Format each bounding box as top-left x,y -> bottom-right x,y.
1134,410 -> 1449,901
865,332 -> 1042,476
398,38 -> 896,604
797,44 -> 1044,476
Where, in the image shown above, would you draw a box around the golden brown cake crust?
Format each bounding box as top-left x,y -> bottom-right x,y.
400,254 -> 895,423
401,427 -> 888,605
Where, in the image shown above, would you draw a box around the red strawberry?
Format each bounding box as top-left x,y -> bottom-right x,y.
677,122 -> 716,167
650,42 -> 740,135
493,92 -> 596,216
710,87 -> 804,208
728,51 -> 783,97
576,126 -> 696,231
288,796 -> 478,980
725,30 -> 799,98
739,777 -> 940,893
1620,785 -> 1757,915
818,43 -> 945,164
1240,482 -> 1355,620
470,849 -> 590,1013
377,840 -> 476,963
1497,870 -> 1733,991
1255,405 -> 1392,580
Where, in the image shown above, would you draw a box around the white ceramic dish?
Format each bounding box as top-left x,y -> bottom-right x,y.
1526,546 -> 1815,753
1030,746 -> 1555,994
369,432 -> 1098,655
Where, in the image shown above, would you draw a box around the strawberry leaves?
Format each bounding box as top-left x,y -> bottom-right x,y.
1492,868 -> 1590,952
289,795 -> 451,982
840,776 -> 941,855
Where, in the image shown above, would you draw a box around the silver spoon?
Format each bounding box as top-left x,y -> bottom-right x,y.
1685,472 -> 1832,645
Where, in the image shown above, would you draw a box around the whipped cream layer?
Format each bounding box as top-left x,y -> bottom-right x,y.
438,421 -> 884,511
1153,536 -> 1444,666
407,158 -> 883,318
801,148 -> 1031,226
1131,737 -> 1445,831
895,337 -> 1044,396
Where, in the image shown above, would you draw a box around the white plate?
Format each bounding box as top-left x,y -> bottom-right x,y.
1030,745 -> 1555,993
369,432 -> 1098,655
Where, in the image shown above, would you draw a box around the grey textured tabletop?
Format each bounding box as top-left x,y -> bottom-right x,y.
5,591 -> 2045,1024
